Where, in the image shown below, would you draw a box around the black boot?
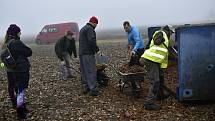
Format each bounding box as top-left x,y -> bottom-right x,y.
82,88 -> 90,94
157,87 -> 171,101
11,99 -> 17,109
17,106 -> 28,119
66,74 -> 75,78
90,90 -> 100,96
144,103 -> 160,110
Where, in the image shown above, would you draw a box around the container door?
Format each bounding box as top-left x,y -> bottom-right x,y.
177,25 -> 215,101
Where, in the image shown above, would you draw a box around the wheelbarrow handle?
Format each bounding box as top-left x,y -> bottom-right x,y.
68,66 -> 81,74
171,46 -> 178,55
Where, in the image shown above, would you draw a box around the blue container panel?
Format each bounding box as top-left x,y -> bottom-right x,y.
177,25 -> 215,101
147,27 -> 161,49
147,27 -> 161,41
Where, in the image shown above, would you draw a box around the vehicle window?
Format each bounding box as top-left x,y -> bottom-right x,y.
41,28 -> 48,33
48,27 -> 58,33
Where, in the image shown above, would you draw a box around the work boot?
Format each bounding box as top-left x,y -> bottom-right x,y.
157,88 -> 171,100
82,88 -> 90,94
90,90 -> 100,96
11,99 -> 17,109
17,106 -> 29,119
66,75 -> 75,78
144,103 -> 160,110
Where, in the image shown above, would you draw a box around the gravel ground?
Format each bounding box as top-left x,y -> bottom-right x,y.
0,40 -> 215,121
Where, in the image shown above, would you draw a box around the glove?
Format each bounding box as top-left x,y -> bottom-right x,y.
131,50 -> 136,55
131,50 -> 138,59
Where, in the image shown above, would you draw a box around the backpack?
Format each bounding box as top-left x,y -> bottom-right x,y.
0,40 -> 16,69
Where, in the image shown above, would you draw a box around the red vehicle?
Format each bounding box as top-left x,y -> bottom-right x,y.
35,22 -> 79,44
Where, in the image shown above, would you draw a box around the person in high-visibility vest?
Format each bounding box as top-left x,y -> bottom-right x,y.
140,25 -> 174,110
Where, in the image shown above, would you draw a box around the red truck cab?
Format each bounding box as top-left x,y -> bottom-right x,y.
35,22 -> 79,44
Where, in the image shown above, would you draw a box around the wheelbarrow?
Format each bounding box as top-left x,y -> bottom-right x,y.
109,64 -> 145,97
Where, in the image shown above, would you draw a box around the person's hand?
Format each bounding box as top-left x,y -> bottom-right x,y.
131,50 -> 136,55
127,45 -> 133,50
61,61 -> 65,66
130,50 -> 137,59
97,50 -> 102,56
130,50 -> 136,57
71,57 -> 79,65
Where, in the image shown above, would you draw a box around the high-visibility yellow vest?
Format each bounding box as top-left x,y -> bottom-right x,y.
142,30 -> 169,68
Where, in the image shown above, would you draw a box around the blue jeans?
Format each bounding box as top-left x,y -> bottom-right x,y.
7,72 -> 29,108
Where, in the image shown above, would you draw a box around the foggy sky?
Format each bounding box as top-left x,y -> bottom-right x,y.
0,0 -> 215,38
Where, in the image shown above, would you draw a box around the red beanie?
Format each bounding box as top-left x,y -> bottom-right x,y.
89,16 -> 98,24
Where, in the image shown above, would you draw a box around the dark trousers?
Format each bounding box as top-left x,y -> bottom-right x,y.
140,58 -> 161,104
79,55 -> 97,91
159,69 -> 165,90
7,72 -> 29,108
129,48 -> 145,66
129,48 -> 145,92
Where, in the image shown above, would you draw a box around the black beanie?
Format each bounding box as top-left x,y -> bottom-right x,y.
7,24 -> 21,36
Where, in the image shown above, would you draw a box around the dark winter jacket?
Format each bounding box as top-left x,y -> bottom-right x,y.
7,39 -> 32,72
55,36 -> 77,61
79,23 -> 99,55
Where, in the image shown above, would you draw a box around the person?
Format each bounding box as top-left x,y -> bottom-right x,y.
79,16 -> 100,96
140,25 -> 174,110
123,21 -> 145,66
123,21 -> 145,96
96,64 -> 109,87
55,30 -> 77,79
2,24 -> 32,118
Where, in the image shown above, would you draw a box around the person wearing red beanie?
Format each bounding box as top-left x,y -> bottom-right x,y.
89,16 -> 98,28
79,16 -> 101,96
89,16 -> 98,24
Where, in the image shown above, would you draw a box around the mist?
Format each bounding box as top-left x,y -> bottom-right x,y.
0,0 -> 215,39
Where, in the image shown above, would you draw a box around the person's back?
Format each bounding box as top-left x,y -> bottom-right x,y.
79,23 -> 99,55
79,16 -> 100,96
8,39 -> 32,72
3,24 -> 32,119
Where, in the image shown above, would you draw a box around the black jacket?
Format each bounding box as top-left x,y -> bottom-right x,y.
7,39 -> 32,72
79,23 -> 99,55
55,36 -> 77,60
